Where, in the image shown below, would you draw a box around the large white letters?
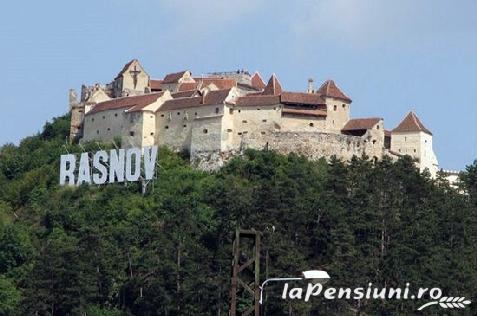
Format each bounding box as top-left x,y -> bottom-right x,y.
92,150 -> 108,184
143,146 -> 157,180
59,154 -> 76,186
77,152 -> 92,185
59,146 -> 158,186
125,148 -> 141,182
109,149 -> 125,183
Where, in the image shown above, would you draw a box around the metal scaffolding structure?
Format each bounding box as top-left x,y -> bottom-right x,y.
229,229 -> 261,316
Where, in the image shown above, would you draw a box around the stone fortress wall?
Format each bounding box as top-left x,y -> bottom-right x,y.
191,130 -> 386,171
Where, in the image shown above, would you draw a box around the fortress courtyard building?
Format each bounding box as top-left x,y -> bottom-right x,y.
69,59 -> 439,176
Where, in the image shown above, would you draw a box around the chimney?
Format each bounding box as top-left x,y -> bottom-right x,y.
307,78 -> 314,93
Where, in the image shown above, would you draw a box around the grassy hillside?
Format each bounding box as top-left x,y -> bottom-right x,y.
0,114 -> 476,315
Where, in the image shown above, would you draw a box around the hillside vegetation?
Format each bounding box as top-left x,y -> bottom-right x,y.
0,114 -> 476,315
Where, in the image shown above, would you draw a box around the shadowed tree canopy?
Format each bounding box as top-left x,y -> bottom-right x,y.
0,114 -> 476,315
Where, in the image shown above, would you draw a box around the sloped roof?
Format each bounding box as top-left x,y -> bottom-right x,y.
88,92 -> 165,115
282,108 -> 327,117
178,82 -> 199,91
159,89 -> 231,112
159,96 -> 203,111
203,89 -> 231,105
163,70 -> 190,84
150,79 -> 163,91
235,95 -> 281,107
171,90 -> 199,98
115,59 -> 137,79
392,111 -> 432,135
280,92 -> 326,105
251,72 -> 266,90
342,117 -> 382,131
262,74 -> 283,95
317,80 -> 352,103
195,78 -> 237,90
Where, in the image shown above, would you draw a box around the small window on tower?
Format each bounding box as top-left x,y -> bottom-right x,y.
115,113 -> 118,117
309,123 -> 314,127
215,107 -> 219,114
150,132 -> 154,136
203,129 -> 208,134
342,104 -> 346,109
96,130 -> 99,134
161,114 -> 164,117
92,118 -> 95,122
242,120 -> 248,123
129,131 -> 135,136
414,149 -> 417,153
165,125 -> 169,129
334,105 -> 337,111
229,109 -> 234,115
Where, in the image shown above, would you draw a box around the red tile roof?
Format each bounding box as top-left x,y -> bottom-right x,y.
159,96 -> 203,111
87,92 -> 165,114
262,74 -> 283,95
392,111 -> 432,135
251,72 -> 266,90
163,70 -> 190,84
150,79 -> 163,91
236,95 -> 281,106
178,82 -> 199,91
194,78 -> 237,90
171,90 -> 199,98
342,118 -> 382,131
282,108 -> 327,117
280,92 -> 326,105
203,89 -> 231,105
237,82 -> 262,91
317,80 -> 352,103
159,89 -> 231,111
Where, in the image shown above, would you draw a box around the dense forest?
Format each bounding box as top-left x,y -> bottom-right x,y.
0,114 -> 476,315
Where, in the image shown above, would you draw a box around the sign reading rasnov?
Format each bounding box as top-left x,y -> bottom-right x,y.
59,146 -> 158,186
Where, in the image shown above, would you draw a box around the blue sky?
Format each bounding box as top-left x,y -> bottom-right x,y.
0,0 -> 476,170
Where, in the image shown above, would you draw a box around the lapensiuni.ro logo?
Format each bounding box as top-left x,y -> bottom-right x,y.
263,271 -> 472,311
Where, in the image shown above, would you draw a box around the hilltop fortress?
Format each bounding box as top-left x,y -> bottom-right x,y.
69,59 -> 439,176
